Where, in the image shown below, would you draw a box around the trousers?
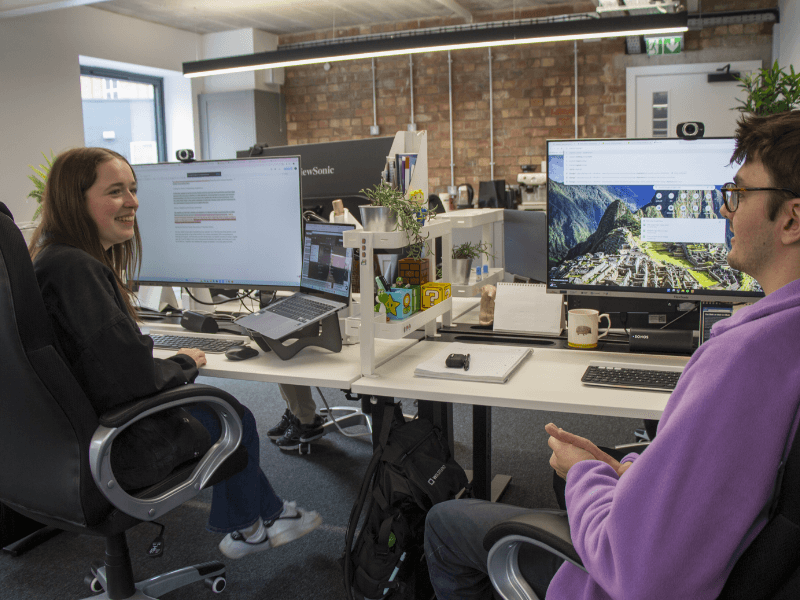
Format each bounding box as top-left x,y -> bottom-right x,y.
279,384 -> 317,424
189,405 -> 284,533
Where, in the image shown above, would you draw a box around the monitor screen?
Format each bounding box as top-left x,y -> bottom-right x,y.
133,156 -> 303,290
300,222 -> 355,301
546,138 -> 764,303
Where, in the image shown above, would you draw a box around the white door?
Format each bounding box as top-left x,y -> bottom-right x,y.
626,61 -> 762,138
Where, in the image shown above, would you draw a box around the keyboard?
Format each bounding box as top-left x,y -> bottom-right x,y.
266,295 -> 334,322
149,334 -> 245,354
581,361 -> 684,392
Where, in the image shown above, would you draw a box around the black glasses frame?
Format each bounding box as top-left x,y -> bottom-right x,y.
721,182 -> 799,213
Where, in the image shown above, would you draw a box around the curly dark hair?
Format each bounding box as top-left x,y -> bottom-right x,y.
731,110 -> 800,220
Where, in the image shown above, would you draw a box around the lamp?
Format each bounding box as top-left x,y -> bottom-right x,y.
183,12 -> 688,79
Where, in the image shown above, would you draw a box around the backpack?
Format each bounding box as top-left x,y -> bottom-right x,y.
342,403 -> 469,600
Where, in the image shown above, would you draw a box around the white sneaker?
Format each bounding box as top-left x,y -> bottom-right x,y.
265,500 -> 322,548
218,520 -> 270,560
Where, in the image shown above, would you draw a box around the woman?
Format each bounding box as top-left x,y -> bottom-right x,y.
29,147 -> 320,559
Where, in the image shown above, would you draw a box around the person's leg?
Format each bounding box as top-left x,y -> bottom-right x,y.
425,499 -> 563,600
275,384 -> 325,450
189,405 -> 321,558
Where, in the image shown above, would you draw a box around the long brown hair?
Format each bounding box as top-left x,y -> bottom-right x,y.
28,147 -> 142,320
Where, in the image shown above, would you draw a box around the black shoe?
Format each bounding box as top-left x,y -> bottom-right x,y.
276,415 -> 326,451
299,414 -> 326,444
268,409 -> 294,441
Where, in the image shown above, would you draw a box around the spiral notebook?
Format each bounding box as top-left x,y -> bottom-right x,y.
492,282 -> 565,336
414,342 -> 531,384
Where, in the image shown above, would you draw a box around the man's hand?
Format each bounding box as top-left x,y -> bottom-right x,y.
178,347 -> 207,367
546,423 -> 631,479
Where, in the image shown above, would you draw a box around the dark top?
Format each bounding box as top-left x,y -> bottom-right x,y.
33,243 -> 198,414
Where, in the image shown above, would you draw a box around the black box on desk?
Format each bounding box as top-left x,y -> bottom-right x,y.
628,328 -> 694,354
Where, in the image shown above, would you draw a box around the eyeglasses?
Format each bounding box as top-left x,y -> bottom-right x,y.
721,182 -> 799,213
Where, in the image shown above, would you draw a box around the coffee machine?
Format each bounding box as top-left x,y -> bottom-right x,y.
517,164 -> 547,210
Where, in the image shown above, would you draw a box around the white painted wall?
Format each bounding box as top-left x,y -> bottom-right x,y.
0,6 -> 201,221
777,0 -> 800,72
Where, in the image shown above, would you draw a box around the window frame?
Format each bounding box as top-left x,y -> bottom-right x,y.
80,65 -> 168,163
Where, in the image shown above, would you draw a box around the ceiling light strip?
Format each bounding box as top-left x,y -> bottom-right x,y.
183,12 -> 687,78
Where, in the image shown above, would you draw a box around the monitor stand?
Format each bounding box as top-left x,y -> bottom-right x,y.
248,313 -> 343,360
183,287 -> 213,312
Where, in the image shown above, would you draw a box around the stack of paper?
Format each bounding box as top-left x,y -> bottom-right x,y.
414,342 -> 531,384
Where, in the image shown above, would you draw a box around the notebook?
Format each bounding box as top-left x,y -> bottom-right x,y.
414,342 -> 531,384
235,222 -> 355,340
492,282 -> 565,336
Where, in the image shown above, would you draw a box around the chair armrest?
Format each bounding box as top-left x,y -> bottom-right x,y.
89,384 -> 244,522
484,510 -> 585,600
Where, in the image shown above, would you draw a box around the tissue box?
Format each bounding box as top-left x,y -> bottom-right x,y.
421,282 -> 451,310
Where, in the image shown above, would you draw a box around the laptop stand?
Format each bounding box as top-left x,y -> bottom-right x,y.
249,313 -> 343,360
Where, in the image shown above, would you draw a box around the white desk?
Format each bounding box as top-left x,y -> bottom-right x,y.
150,323 -> 419,389
351,340 -> 690,500
352,342 -> 689,420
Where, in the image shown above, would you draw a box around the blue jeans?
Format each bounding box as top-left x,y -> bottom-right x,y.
189,405 -> 283,534
425,499 -> 564,600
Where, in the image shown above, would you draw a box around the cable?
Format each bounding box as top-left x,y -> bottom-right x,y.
659,304 -> 699,329
182,287 -> 254,306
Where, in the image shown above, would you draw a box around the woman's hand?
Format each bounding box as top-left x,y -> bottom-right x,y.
178,347 -> 207,367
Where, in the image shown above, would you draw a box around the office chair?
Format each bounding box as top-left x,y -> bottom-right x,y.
483,431 -> 800,600
0,201 -> 249,599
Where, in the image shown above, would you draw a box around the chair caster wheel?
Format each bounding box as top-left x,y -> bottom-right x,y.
299,443 -> 311,455
84,574 -> 104,593
204,575 -> 227,593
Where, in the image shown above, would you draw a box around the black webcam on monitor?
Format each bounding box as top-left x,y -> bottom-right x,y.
676,122 -> 705,139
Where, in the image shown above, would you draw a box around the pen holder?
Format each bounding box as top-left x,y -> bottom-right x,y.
378,288 -> 414,320
421,282 -> 451,310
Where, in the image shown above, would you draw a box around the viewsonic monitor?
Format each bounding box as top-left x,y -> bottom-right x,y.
133,156 -> 303,290
546,138 -> 764,304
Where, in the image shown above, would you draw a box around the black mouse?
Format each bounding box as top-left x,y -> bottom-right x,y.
225,345 -> 259,361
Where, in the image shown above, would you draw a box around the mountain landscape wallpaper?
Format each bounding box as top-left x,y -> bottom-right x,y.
547,155 -> 762,294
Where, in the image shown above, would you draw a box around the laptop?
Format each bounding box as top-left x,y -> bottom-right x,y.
235,222 -> 355,340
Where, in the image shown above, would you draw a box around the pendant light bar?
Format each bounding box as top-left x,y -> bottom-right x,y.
183,12 -> 688,79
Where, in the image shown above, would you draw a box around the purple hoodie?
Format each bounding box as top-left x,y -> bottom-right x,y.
548,278 -> 800,600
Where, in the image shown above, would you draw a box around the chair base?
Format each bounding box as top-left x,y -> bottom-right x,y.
84,561 -> 226,600
321,406 -> 373,433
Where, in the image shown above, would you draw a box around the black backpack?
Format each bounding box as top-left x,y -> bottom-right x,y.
342,403 -> 469,600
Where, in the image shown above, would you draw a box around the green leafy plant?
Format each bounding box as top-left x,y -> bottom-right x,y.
27,151 -> 55,221
735,61 -> 800,116
361,181 -> 438,260
452,240 -> 494,261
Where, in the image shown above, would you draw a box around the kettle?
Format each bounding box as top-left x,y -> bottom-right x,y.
456,183 -> 474,208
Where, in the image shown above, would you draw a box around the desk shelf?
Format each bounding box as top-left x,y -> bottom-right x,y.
439,208 -> 505,299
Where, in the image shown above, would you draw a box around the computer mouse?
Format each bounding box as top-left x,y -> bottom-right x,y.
225,345 -> 259,361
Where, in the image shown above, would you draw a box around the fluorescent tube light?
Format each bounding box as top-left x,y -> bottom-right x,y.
184,12 -> 688,79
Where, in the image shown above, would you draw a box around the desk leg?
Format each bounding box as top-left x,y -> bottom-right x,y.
471,405 -> 512,503
369,396 -> 395,452
417,400 -> 454,457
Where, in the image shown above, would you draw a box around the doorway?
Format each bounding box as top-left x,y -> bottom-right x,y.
626,61 -> 762,138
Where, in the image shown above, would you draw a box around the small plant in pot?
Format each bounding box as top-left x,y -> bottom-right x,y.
451,241 -> 493,285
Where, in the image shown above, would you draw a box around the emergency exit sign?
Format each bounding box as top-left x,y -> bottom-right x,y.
646,36 -> 683,56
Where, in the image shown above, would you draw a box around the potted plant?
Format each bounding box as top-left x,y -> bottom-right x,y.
735,61 -> 800,116
359,181 -> 404,232
27,151 -> 55,221
451,241 -> 493,285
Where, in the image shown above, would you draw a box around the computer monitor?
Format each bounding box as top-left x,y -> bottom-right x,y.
132,156 -> 303,291
546,137 -> 764,305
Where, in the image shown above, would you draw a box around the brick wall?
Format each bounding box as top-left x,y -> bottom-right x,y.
280,0 -> 777,198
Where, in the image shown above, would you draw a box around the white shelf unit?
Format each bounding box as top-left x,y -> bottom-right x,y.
439,208 -> 505,298
344,220 -> 453,377
344,129 -> 456,376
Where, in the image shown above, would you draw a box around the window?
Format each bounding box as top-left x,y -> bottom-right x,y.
80,66 -> 167,164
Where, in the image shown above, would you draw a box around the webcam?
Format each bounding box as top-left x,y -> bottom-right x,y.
676,122 -> 705,139
176,149 -> 195,162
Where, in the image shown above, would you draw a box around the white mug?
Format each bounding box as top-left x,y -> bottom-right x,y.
568,309 -> 610,349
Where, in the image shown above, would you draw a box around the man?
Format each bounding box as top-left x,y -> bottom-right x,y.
424,109 -> 800,599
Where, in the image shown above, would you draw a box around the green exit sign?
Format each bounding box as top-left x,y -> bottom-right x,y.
646,36 -> 683,56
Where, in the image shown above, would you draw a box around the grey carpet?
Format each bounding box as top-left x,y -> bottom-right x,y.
0,376 -> 641,600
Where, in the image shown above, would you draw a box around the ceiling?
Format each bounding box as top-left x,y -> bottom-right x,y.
1,0 -> 595,35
